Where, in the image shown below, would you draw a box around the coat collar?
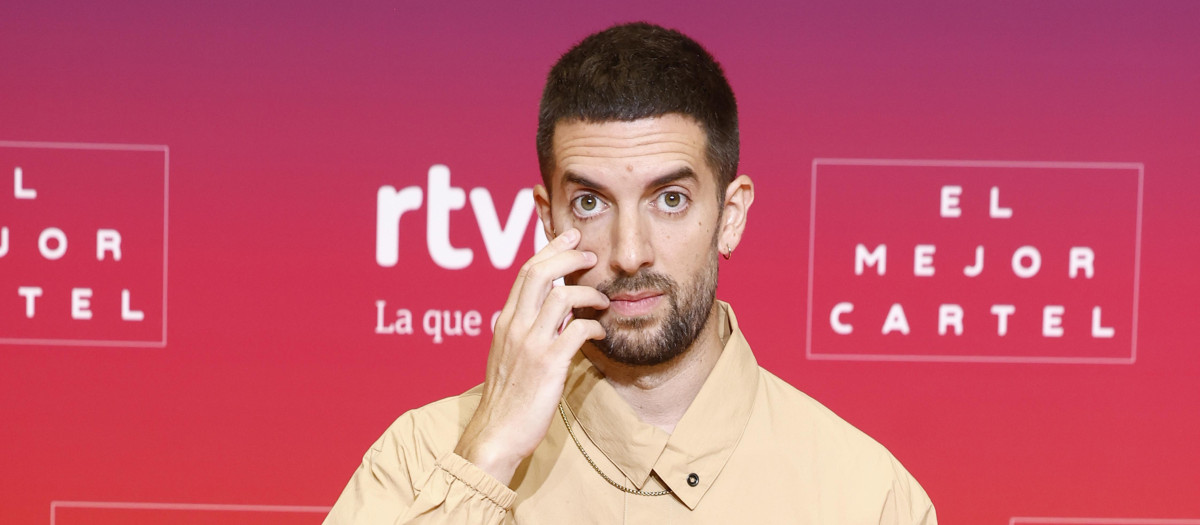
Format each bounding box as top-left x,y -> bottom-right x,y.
562,301 -> 759,510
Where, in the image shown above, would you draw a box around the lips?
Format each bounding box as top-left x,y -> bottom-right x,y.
608,290 -> 664,317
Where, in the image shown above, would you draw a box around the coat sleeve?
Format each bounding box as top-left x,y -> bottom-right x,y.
323,402 -> 518,525
876,455 -> 938,525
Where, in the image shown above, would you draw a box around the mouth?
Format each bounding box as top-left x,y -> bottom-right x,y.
607,290 -> 664,317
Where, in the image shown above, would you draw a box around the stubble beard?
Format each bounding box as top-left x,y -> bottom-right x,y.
577,255 -> 719,367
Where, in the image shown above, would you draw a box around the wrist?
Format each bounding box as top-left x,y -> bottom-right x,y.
455,433 -> 522,486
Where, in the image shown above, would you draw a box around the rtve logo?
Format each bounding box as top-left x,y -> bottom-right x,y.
375,164 -> 548,270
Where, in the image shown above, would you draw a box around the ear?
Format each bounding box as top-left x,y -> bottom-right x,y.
534,183 -> 555,240
718,175 -> 755,255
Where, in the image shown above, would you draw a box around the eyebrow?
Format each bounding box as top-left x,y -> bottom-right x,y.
562,167 -> 698,192
648,167 -> 698,188
563,172 -> 606,191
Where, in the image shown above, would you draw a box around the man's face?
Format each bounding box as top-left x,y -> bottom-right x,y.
538,114 -> 723,366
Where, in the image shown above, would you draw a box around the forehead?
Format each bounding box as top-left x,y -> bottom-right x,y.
550,114 -> 713,189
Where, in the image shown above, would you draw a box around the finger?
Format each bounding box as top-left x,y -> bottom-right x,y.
494,229 -> 582,338
503,228 -> 581,311
511,249 -> 598,326
551,318 -> 606,359
529,285 -> 609,339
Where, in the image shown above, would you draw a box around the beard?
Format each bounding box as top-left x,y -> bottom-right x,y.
575,255 -> 719,366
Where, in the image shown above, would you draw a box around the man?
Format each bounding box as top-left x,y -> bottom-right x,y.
326,22 -> 936,524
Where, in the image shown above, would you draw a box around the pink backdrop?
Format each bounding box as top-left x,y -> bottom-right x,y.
2,2 -> 1198,523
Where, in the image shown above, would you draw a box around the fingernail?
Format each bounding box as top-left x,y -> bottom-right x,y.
583,251 -> 596,263
561,228 -> 579,243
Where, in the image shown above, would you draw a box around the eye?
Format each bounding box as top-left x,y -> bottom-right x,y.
655,191 -> 689,212
571,193 -> 608,218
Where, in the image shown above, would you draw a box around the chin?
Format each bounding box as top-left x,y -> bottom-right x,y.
594,312 -> 698,367
600,307 -> 659,328
577,262 -> 718,367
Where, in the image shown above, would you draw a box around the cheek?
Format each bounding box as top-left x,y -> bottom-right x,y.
561,218 -> 608,287
565,265 -> 608,290
570,237 -> 607,287
654,217 -> 714,248
565,211 -> 610,254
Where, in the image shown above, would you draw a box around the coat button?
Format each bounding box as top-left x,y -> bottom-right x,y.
687,473 -> 700,487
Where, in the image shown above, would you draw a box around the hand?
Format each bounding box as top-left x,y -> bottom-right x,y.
454,228 -> 609,485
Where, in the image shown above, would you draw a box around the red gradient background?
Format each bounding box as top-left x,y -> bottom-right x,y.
2,2 -> 1198,524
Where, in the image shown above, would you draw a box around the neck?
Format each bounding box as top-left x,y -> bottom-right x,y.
581,303 -> 726,434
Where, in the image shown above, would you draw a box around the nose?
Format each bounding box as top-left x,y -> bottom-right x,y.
608,206 -> 655,275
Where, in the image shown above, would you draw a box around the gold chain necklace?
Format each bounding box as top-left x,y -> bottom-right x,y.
558,402 -> 673,497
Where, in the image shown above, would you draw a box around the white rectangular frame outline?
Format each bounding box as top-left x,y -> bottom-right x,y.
806,158 -> 1144,365
49,500 -> 331,525
1010,518 -> 1200,525
0,140 -> 169,348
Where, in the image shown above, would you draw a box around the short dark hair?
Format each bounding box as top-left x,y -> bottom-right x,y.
536,22 -> 739,195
